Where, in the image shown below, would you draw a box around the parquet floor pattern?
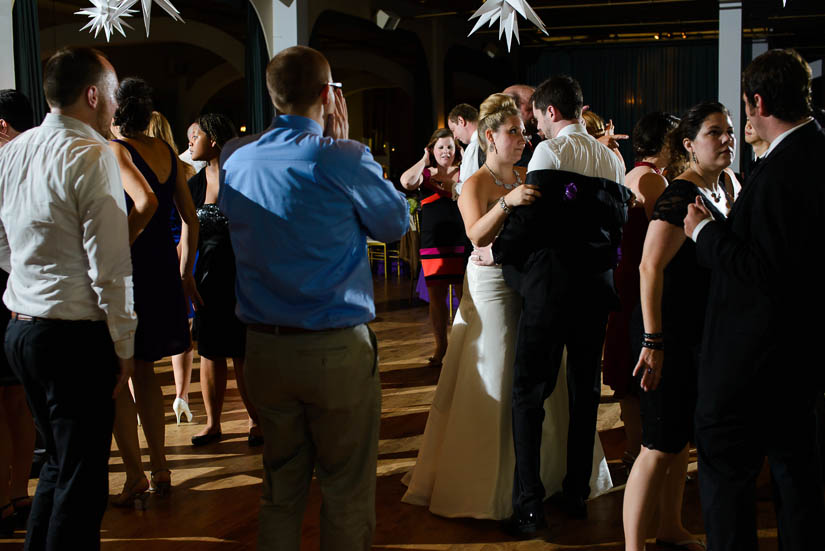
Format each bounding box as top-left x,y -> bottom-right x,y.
1,276 -> 781,550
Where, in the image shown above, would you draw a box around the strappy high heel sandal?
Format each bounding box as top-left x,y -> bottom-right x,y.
111,477 -> 150,510
150,469 -> 171,497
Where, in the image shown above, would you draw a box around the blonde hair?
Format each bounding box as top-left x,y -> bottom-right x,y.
477,93 -> 519,153
146,110 -> 178,155
582,110 -> 605,138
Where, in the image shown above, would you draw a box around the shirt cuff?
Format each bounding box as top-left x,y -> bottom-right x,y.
691,218 -> 712,242
113,336 -> 135,359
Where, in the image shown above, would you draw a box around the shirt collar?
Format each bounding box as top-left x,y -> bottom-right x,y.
765,117 -> 813,157
556,122 -> 587,138
273,114 -> 324,135
41,113 -> 107,144
470,131 -> 479,144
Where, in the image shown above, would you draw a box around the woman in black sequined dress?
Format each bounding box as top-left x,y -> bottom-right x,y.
187,114 -> 262,447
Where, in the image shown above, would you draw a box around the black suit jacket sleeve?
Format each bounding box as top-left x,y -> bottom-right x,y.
492,169 -> 632,273
695,125 -> 815,296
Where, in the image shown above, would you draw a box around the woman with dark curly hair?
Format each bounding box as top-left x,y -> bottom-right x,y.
187,114 -> 262,447
622,102 -> 740,551
109,77 -> 200,507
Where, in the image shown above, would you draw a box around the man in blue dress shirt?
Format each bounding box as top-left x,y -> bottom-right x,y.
219,46 -> 409,551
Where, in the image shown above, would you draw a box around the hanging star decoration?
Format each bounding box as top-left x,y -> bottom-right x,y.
119,0 -> 185,38
76,0 -> 184,42
75,0 -> 136,42
468,0 -> 549,52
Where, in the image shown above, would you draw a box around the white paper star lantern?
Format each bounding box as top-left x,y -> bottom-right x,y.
76,0 -> 136,42
468,0 -> 549,52
119,0 -> 184,38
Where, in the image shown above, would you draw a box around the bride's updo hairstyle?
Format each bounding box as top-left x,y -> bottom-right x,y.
477,93 -> 519,153
113,77 -> 154,137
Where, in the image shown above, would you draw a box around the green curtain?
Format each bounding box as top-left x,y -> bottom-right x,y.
246,4 -> 274,134
12,0 -> 46,124
525,42 -> 719,170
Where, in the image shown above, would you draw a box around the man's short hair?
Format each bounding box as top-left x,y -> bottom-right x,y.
265,46 -> 330,112
0,89 -> 35,132
43,47 -> 107,108
531,75 -> 583,120
743,49 -> 812,123
448,103 -> 479,124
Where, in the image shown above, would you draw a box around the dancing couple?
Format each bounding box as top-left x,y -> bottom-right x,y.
403,75 -> 628,535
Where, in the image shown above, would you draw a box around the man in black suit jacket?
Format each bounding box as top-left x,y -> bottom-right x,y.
493,75 -> 628,535
684,49 -> 825,551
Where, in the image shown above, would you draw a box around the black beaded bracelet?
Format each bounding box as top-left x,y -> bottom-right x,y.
643,332 -> 664,340
641,340 -> 664,350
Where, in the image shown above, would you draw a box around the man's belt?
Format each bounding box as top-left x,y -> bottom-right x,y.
11,312 -> 36,321
248,324 -> 326,336
10,312 -> 97,324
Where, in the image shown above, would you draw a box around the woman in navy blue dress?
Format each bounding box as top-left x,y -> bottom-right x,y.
108,78 -> 200,506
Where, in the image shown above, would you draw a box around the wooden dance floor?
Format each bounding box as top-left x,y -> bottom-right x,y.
2,275 -> 782,550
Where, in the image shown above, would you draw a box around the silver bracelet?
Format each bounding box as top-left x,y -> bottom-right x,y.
499,196 -> 511,214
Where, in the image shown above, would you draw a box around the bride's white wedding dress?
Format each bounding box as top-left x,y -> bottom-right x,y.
402,260 -> 613,520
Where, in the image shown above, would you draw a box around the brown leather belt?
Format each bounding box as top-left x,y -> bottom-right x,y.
248,324 -> 320,336
10,312 -> 36,321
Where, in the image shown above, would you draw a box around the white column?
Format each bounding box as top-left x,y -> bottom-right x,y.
719,1 -> 742,172
0,0 -> 14,89
751,38 -> 768,60
249,0 -> 309,59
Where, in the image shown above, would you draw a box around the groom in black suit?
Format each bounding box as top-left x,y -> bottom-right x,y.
493,76 -> 628,535
684,49 -> 825,551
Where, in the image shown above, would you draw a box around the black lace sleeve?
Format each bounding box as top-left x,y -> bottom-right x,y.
650,180 -> 699,228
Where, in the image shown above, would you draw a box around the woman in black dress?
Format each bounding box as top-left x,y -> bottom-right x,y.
622,102 -> 740,551
400,128 -> 465,367
109,78 -> 200,505
188,114 -> 262,446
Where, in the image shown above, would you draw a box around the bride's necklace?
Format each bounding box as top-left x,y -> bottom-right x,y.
484,163 -> 521,190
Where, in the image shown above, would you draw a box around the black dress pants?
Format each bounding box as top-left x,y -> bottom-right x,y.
511,286 -> 608,515
5,318 -> 117,551
696,400 -> 825,551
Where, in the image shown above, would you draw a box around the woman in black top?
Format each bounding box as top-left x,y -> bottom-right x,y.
622,102 -> 740,551
187,114 -> 262,447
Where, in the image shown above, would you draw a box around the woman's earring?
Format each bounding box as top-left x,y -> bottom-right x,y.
692,151 -> 698,165
491,141 -> 497,154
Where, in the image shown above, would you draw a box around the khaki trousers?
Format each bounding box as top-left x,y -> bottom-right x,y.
245,324 -> 380,551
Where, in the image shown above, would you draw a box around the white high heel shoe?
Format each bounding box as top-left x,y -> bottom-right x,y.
172,397 -> 193,425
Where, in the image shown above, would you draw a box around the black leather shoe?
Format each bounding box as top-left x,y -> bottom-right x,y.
247,432 -> 264,447
502,509 -> 547,538
191,431 -> 221,447
549,492 -> 587,519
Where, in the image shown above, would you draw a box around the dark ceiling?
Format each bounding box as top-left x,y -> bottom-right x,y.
38,1 -> 825,59
402,0 -> 825,58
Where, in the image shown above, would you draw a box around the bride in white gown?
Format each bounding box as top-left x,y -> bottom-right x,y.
402,94 -> 612,521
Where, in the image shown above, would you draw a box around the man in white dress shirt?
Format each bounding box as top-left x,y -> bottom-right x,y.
0,47 -> 136,550
505,74 -> 625,534
447,104 -> 479,195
